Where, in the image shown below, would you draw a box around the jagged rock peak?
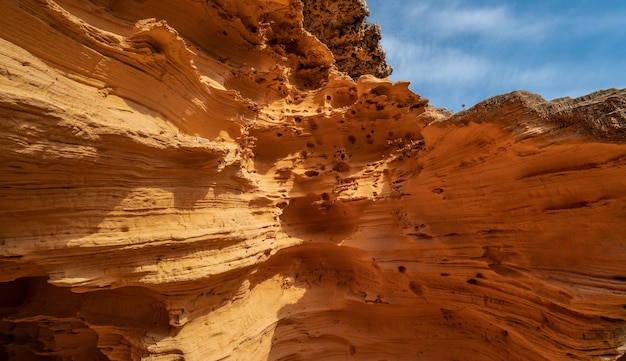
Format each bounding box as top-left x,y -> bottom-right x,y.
301,0 -> 393,79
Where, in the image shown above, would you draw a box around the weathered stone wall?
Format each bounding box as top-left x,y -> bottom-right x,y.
0,1 -> 625,360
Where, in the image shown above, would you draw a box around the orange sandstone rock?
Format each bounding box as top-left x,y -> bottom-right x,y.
0,1 -> 625,360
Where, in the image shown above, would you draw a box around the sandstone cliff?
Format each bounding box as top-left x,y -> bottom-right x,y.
1,1 -> 625,360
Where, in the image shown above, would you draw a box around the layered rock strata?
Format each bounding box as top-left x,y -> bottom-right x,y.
0,0 -> 625,360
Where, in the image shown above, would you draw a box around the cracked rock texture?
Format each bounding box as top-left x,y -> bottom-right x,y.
1,0 -> 625,360
301,0 -> 392,79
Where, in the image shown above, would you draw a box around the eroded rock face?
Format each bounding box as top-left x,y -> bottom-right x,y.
301,0 -> 392,79
0,1 -> 625,360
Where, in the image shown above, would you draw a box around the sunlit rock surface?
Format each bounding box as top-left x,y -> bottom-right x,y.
1,1 -> 625,360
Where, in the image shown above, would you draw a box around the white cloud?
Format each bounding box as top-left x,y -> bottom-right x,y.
382,34 -> 567,108
556,13 -> 626,45
503,65 -> 558,89
382,36 -> 490,86
403,1 -> 553,41
368,0 -> 626,109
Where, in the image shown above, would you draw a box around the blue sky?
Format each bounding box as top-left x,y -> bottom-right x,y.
367,0 -> 626,110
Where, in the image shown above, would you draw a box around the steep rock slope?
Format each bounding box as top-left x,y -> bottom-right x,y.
1,1 -> 625,360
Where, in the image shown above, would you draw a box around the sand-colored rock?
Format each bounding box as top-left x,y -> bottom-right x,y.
0,1 -> 625,360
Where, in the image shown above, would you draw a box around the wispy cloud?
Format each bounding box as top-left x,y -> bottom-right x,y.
367,0 -> 626,109
383,35 -> 563,108
382,36 -> 490,86
402,1 -> 554,41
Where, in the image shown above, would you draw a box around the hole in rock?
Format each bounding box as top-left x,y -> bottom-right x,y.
409,281 -> 423,295
397,266 -> 406,273
0,277 -> 111,361
279,195 -> 362,242
332,162 -> 350,173
0,277 -> 30,309
348,135 -> 356,144
413,233 -> 434,240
